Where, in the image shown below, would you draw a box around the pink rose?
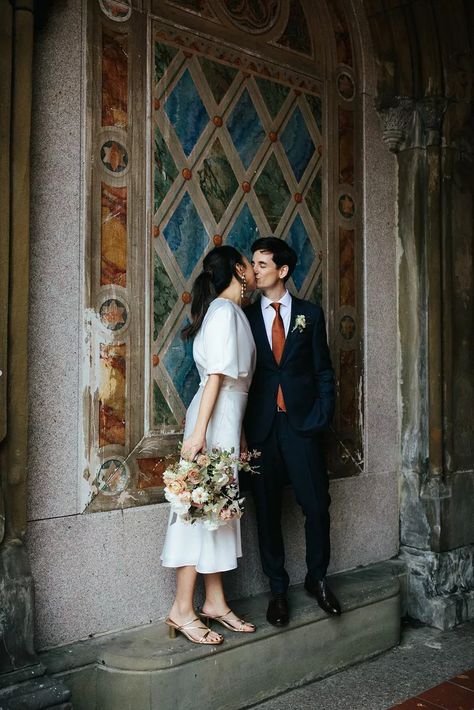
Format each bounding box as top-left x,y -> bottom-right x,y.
219,508 -> 233,521
187,468 -> 201,485
167,479 -> 186,495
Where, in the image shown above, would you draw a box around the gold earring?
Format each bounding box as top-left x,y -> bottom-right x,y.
240,275 -> 247,301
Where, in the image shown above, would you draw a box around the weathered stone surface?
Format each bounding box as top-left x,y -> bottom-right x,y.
0,541 -> 36,677
0,676 -> 71,710
39,562 -> 401,710
400,545 -> 474,629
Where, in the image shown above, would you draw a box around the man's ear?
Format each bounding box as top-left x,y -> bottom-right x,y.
279,265 -> 289,280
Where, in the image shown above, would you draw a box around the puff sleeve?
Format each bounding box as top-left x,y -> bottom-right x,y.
202,302 -> 242,379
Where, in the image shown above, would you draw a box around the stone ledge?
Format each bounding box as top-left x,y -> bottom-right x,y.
40,561 -> 401,710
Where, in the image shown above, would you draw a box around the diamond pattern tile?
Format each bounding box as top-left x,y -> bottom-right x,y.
155,42 -> 178,85
227,89 -> 265,169
154,126 -> 179,212
153,380 -> 178,427
281,106 -> 315,182
305,93 -> 322,133
198,139 -> 239,222
163,318 -> 200,408
256,77 -> 290,118
305,172 -> 321,231
164,69 -> 208,156
286,214 -> 315,290
255,154 -> 291,231
199,57 -> 237,104
153,251 -> 178,339
227,204 -> 261,257
163,192 -> 209,279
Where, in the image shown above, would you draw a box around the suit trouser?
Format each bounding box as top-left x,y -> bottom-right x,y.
249,412 -> 330,594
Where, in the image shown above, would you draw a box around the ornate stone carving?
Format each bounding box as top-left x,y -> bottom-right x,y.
416,96 -> 449,147
378,97 -> 415,153
219,0 -> 280,34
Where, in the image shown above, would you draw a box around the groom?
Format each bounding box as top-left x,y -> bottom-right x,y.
244,237 -> 341,626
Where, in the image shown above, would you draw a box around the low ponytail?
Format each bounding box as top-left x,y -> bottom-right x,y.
181,270 -> 216,340
181,245 -> 243,340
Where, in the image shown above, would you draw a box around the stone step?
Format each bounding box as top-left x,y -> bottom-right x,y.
41,561 -> 402,710
0,676 -> 72,710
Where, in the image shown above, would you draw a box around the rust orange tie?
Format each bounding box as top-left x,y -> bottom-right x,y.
271,302 -> 286,412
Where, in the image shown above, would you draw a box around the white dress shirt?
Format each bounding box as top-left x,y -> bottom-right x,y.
260,290 -> 292,348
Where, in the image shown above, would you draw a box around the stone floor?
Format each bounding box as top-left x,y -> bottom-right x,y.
252,620 -> 474,710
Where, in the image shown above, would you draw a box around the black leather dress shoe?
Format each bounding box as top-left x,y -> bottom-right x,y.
304,576 -> 341,616
266,593 -> 289,626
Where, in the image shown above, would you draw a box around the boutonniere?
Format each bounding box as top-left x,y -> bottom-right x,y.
292,314 -> 307,333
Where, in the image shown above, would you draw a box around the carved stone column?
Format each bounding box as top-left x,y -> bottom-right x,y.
379,94 -> 474,629
0,0 -> 71,704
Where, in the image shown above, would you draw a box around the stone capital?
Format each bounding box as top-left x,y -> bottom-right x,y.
378,97 -> 416,153
416,96 -> 449,147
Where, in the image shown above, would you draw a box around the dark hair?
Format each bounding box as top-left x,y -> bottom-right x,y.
251,236 -> 297,282
182,245 -> 244,339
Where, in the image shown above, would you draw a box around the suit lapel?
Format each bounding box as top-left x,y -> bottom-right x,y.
249,302 -> 276,364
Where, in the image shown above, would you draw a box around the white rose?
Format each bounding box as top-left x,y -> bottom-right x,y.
191,486 -> 209,504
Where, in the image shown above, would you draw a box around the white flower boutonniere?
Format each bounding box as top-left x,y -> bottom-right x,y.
292,314 -> 307,333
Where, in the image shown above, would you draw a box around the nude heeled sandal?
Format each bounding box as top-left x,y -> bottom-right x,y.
200,609 -> 256,633
165,616 -> 224,645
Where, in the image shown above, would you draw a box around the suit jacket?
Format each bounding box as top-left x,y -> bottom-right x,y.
244,296 -> 335,442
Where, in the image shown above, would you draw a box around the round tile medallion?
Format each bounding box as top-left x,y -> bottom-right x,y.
98,0 -> 131,21
339,315 -> 356,340
99,299 -> 128,331
338,194 -> 355,219
337,73 -> 355,100
97,459 -> 128,495
100,140 -> 129,174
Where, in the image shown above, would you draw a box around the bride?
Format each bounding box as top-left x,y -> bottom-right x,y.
161,245 -> 257,645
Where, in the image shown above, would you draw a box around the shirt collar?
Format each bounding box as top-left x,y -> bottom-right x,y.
261,289 -> 291,310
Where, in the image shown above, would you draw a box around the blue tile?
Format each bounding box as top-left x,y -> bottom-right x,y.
281,106 -> 315,182
227,89 -> 265,169
227,203 -> 261,258
163,192 -> 209,279
164,69 -> 208,156
286,214 -> 315,290
163,319 -> 200,408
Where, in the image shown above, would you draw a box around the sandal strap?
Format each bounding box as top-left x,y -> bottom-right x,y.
219,611 -> 252,630
180,617 -> 201,628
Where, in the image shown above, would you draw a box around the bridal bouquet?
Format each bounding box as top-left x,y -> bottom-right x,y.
163,447 -> 260,531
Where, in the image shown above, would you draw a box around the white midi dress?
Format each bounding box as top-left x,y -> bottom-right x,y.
161,298 -> 256,573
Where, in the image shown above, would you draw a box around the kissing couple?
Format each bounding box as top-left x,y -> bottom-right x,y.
161,236 -> 340,645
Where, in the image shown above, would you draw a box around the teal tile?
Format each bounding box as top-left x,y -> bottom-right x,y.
254,154 -> 291,231
281,106 -> 315,182
255,77 -> 290,118
286,214 -> 315,290
227,204 -> 261,258
155,42 -> 178,85
305,172 -> 322,231
154,380 -> 178,427
154,251 -> 177,339
163,318 -> 200,408
154,126 -> 179,212
311,271 -> 323,305
165,69 -> 209,156
306,93 -> 322,133
163,192 -> 209,279
199,57 -> 238,104
198,139 -> 238,222
227,89 -> 265,169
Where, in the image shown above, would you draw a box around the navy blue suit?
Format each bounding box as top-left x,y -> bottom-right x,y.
244,296 -> 335,593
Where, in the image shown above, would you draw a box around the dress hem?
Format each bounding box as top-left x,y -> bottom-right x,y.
160,554 -> 242,574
